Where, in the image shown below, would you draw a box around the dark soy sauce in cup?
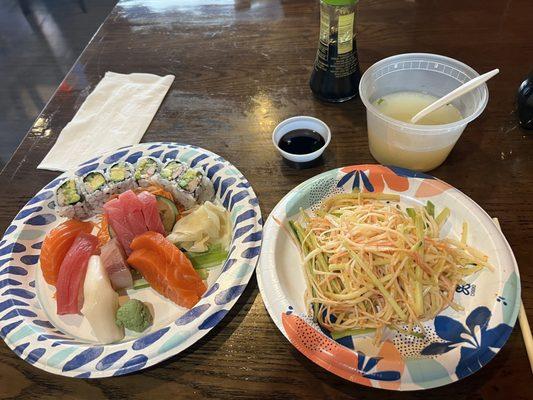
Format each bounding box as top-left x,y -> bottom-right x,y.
278,129 -> 326,155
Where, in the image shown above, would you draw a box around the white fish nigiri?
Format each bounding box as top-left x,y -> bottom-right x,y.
81,255 -> 124,344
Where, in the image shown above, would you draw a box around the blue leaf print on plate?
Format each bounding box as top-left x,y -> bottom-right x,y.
1,309 -> 37,321
32,319 -> 55,328
241,246 -> 260,259
207,163 -> 223,179
337,170 -> 356,188
149,150 -> 164,158
190,153 -> 209,167
26,191 -> 53,206
234,224 -> 253,239
198,309 -> 228,330
26,348 -> 46,364
75,372 -> 91,378
175,304 -> 210,326
0,320 -> 23,338
235,209 -> 256,225
103,150 -> 129,164
132,327 -> 170,350
214,285 -> 246,305
3,225 -> 17,235
229,191 -> 248,210
242,232 -> 262,243
62,347 -> 104,372
203,283 -> 219,297
126,151 -> 144,164
20,255 -> 39,265
25,214 -> 56,226
0,279 -> 21,289
75,163 -> 99,176
15,206 -> 43,220
43,177 -> 64,190
0,299 -> 29,312
96,350 -> 127,371
14,342 -> 30,356
0,242 -> 26,256
163,149 -> 179,162
2,288 -> 35,299
113,354 -> 148,376
0,258 -> 13,267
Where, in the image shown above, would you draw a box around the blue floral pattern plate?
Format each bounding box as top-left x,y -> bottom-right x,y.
257,165 -> 520,390
0,142 -> 262,377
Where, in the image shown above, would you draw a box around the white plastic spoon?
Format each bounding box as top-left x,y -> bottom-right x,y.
410,68 -> 500,124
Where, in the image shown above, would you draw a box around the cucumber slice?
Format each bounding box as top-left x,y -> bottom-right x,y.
156,195 -> 178,233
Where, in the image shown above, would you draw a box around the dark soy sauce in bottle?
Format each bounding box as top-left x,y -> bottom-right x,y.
309,0 -> 361,102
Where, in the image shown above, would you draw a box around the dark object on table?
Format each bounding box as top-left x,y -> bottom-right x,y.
309,0 -> 361,102
278,129 -> 326,155
517,71 -> 533,130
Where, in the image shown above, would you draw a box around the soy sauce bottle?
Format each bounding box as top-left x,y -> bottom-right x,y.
309,0 -> 361,102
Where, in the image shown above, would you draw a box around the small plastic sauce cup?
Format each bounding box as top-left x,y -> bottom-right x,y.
359,53 -> 489,172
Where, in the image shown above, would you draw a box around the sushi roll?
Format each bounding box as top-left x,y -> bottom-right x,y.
80,171 -> 110,213
55,178 -> 91,219
172,167 -> 214,209
154,160 -> 187,193
107,162 -> 136,193
134,157 -> 160,187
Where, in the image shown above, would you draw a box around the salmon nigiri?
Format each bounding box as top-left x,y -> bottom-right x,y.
40,219 -> 94,286
56,232 -> 99,315
127,232 -> 206,308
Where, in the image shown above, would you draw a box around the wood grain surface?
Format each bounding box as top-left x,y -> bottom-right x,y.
0,0 -> 532,398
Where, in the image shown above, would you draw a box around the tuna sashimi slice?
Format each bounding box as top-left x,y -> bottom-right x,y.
40,220 -> 94,286
127,232 -> 206,308
100,238 -> 133,290
56,232 -> 99,315
118,190 -> 149,236
104,197 -> 135,255
137,191 -> 165,235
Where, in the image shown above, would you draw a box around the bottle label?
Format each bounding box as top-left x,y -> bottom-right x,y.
314,8 -> 330,72
337,13 -> 354,54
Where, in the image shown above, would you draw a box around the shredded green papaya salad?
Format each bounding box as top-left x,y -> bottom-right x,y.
289,190 -> 492,343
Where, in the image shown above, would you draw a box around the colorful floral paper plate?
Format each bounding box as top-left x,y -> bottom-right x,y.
0,142 -> 262,377
257,165 -> 520,391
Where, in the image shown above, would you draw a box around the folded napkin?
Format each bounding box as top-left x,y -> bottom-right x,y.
38,72 -> 175,171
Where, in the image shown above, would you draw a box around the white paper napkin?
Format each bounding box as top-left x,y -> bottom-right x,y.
38,72 -> 175,172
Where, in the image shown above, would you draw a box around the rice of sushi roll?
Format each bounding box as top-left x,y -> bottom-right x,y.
107,161 -> 137,193
80,171 -> 110,213
55,178 -> 91,219
134,157 -> 160,187
154,160 -> 187,192
171,167 -> 214,209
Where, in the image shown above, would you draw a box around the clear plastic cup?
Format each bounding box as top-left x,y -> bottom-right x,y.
359,53 -> 489,171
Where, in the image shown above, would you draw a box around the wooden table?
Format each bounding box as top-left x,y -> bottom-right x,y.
1,0 -> 532,398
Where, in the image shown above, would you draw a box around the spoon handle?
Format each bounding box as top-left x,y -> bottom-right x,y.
410,68 -> 500,124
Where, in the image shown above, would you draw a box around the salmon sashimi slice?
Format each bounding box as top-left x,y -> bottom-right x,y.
129,231 -> 206,297
103,197 -> 136,255
40,219 -> 94,286
137,191 -> 165,235
127,232 -> 206,308
56,232 -> 99,315
118,190 -> 149,236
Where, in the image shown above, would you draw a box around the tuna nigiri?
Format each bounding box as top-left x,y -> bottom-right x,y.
137,191 -> 165,235
81,255 -> 124,344
56,232 -> 99,315
40,219 -> 94,286
100,238 -> 133,290
127,232 -> 206,309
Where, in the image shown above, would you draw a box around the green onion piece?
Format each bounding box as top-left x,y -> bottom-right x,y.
436,207 -> 450,225
425,201 -> 435,217
133,278 -> 150,290
186,247 -> 228,269
461,221 -> 468,244
406,208 -> 416,220
331,328 -> 376,340
196,268 -> 209,280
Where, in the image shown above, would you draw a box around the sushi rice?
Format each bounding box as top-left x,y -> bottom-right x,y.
55,178 -> 92,220
80,170 -> 111,214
